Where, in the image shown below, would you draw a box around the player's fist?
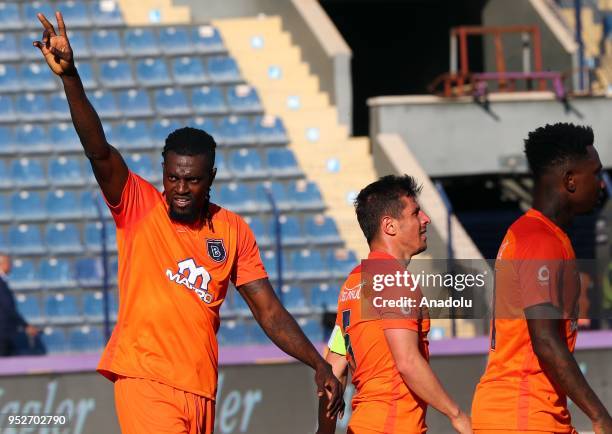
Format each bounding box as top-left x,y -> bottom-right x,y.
33,11 -> 75,76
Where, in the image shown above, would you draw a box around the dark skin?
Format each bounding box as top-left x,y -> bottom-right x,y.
525,144 -> 610,434
34,11 -> 344,418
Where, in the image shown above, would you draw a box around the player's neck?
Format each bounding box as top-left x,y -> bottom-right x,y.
531,186 -> 573,229
369,241 -> 412,262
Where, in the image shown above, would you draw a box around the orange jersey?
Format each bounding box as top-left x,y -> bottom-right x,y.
472,209 -> 580,432
328,251 -> 430,434
97,172 -> 267,399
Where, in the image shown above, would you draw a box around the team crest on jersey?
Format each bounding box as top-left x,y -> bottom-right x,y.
206,239 -> 227,262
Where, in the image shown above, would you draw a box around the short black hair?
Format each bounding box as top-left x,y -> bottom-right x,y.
162,127 -> 216,171
355,174 -> 422,243
524,123 -> 594,178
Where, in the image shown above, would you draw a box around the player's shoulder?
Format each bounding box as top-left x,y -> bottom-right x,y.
209,203 -> 245,227
507,214 -> 564,257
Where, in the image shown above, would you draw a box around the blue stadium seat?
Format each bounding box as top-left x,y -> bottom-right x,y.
189,117 -> 220,138
76,257 -> 104,287
80,191 -> 112,220
279,215 -> 306,246
89,29 -> 124,57
83,290 -> 117,321
288,181 -> 325,210
305,215 -> 342,245
154,88 -> 190,116
136,58 -> 171,87
300,318 -> 324,343
124,28 -> 159,57
246,322 -> 270,345
329,249 -> 358,279
125,153 -> 157,182
280,285 -> 308,313
66,30 -> 90,58
172,57 -> 208,85
49,92 -> 70,120
9,224 -> 45,255
11,158 -> 46,188
19,32 -> 41,61
74,61 -> 97,89
0,94 -> 16,122
0,162 -> 12,190
40,258 -> 76,290
311,283 -> 339,311
214,151 -> 231,181
90,90 -> 120,118
0,126 -> 15,155
118,89 -> 153,117
218,183 -> 258,214
41,327 -> 68,353
15,124 -> 50,153
23,3 -> 54,29
84,221 -> 117,252
91,0 -> 124,27
255,116 -> 288,145
159,27 -> 194,55
16,93 -> 49,121
246,216 -> 271,248
12,191 -> 46,221
8,259 -> 40,291
151,118 -> 181,147
0,32 -> 20,61
100,59 -> 134,88
261,250 -> 278,280
228,149 -> 267,179
266,148 -> 301,177
46,190 -> 82,220
15,294 -> 43,325
191,86 -> 228,115
114,120 -> 152,150
56,1 -> 92,27
50,123 -> 82,152
207,56 -> 240,83
20,63 -> 56,91
49,157 -> 85,187
0,194 -> 11,222
192,25 -> 225,54
254,182 -> 291,212
46,223 -> 83,254
219,116 -> 255,146
45,292 -> 81,324
289,249 -> 330,280
218,320 -> 247,346
68,325 -> 104,352
0,64 -> 20,93
0,3 -> 23,31
227,85 -> 262,113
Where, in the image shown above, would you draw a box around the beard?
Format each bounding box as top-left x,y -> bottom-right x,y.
169,203 -> 201,224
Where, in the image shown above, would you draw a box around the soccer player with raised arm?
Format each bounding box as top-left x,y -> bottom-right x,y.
318,175 -> 472,434
471,123 -> 611,434
33,12 -> 343,433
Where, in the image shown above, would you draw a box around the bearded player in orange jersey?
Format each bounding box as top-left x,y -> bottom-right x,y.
33,11 -> 343,434
472,123 -> 611,434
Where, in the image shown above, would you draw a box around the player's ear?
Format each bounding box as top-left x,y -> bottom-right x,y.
563,170 -> 577,193
381,215 -> 397,236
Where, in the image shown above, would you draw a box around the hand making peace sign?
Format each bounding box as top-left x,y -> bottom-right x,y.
33,11 -> 75,76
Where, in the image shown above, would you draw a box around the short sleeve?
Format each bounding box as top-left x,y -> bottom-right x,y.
104,171 -> 161,228
232,216 -> 268,287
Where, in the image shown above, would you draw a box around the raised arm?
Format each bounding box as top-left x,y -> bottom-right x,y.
384,328 -> 472,434
526,304 -> 612,434
237,278 -> 344,418
33,11 -> 128,205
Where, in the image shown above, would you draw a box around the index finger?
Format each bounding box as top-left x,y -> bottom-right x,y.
37,13 -> 57,36
55,11 -> 67,37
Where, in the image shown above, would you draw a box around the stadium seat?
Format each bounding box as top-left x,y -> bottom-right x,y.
66,30 -> 90,58
49,92 -> 70,120
16,93 -> 49,121
254,182 -> 291,212
41,327 -> 68,353
8,259 -> 40,291
329,249 -> 358,279
290,249 -> 330,280
154,88 -> 190,116
261,250 -> 278,280
23,3 -> 54,29
11,159 -> 47,188
49,157 -> 85,187
288,181 -> 325,211
40,258 -> 76,290
46,190 -> 82,220
255,115 -> 289,145
246,322 -> 270,345
73,61 -> 97,89
151,118 -> 182,147
136,58 -> 171,87
9,224 -> 45,255
56,1 -> 92,28
117,89 -> 153,117
227,85 -> 262,113
0,94 -> 16,122
15,124 -> 50,154
124,28 -> 159,57
80,191 -> 112,220
0,3 -> 23,31
246,216 -> 271,248
228,149 -> 267,179
76,257 -> 104,288
90,90 -> 120,118
218,183 -> 258,214
189,117 -> 220,138
311,283 -> 339,311
218,320 -> 247,346
0,64 -> 20,93
114,120 -> 152,150
89,29 -> 124,57
15,294 -> 43,325
219,116 -> 255,146
159,27 -> 194,55
207,56 -> 241,83
20,63 -> 56,91
11,191 -> 46,221
83,291 -> 105,322
99,59 -> 134,88
125,153 -> 157,182
91,0 -> 124,27
280,285 -> 308,313
300,318 -> 324,343
84,221 -> 117,252
46,222 -> 83,254
49,123 -> 82,152
191,86 -> 228,115
214,151 -> 231,181
266,148 -> 301,178
45,292 -> 82,324
68,325 -> 105,352
305,215 -> 342,245
19,32 -> 41,61
0,162 -> 12,190
172,57 -> 208,85
0,33 -> 20,62
279,215 -> 306,246
192,25 -> 225,54
0,126 -> 15,155
0,194 -> 10,222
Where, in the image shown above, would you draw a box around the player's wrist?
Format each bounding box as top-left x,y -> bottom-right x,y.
445,405 -> 462,420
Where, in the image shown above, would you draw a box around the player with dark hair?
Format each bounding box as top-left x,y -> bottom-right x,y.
33,12 -> 343,433
472,123 -> 611,434
318,175 -> 472,434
